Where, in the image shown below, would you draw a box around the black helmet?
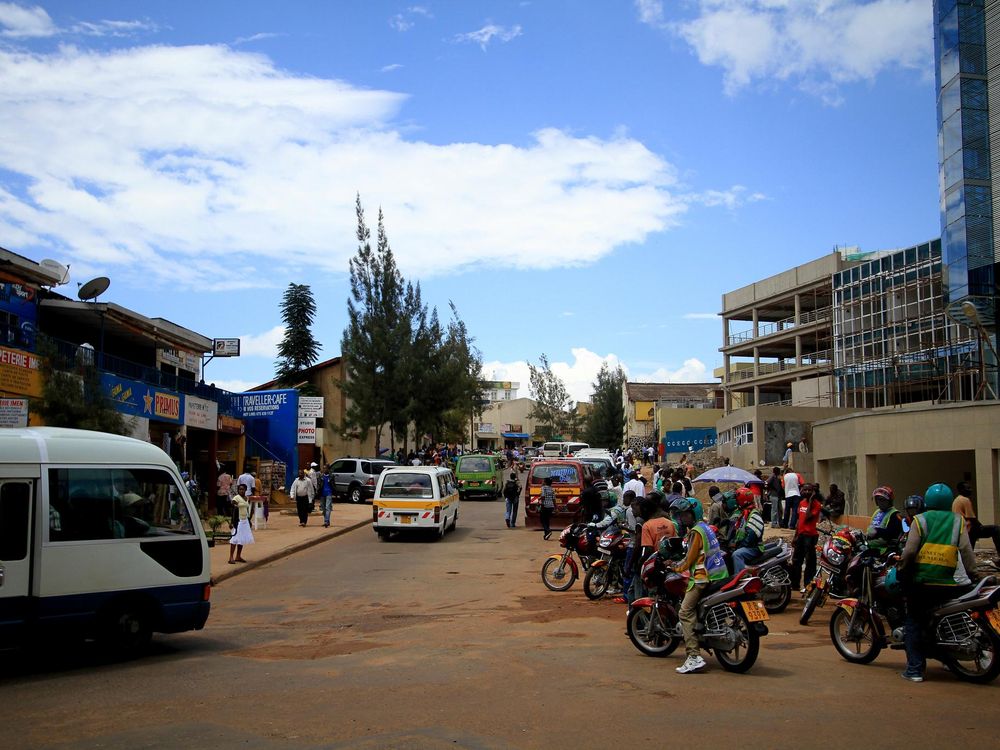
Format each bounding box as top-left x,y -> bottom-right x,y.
904,494 -> 924,513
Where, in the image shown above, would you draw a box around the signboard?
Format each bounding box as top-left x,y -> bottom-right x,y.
478,423 -> 495,434
100,373 -> 184,424
0,397 -> 28,428
484,381 -> 516,390
217,414 -> 244,434
298,417 -> 316,444
229,389 -> 298,487
212,338 -> 240,357
298,396 -> 324,418
662,428 -> 717,452
0,282 -> 38,350
184,395 -> 218,429
158,346 -> 200,373
0,344 -> 43,397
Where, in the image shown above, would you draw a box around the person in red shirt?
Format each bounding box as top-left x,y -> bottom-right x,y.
791,483 -> 823,593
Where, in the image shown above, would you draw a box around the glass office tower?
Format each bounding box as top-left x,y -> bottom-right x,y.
934,0 -> 998,313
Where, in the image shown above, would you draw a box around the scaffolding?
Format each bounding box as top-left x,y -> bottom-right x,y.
833,240 -> 993,408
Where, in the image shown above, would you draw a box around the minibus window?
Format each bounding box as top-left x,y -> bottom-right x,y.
0,482 -> 30,560
49,468 -> 196,542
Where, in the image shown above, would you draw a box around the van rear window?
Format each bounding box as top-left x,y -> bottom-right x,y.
380,473 -> 434,499
458,457 -> 491,473
530,466 -> 580,484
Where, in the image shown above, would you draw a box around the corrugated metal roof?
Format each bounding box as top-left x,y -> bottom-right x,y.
624,382 -> 719,402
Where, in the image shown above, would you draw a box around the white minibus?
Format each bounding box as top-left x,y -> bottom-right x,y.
0,427 -> 211,653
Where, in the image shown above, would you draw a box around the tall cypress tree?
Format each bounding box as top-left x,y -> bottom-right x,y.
585,362 -> 627,450
275,283 -> 318,384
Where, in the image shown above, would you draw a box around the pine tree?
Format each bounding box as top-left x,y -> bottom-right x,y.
585,362 -> 627,450
275,283 -> 319,385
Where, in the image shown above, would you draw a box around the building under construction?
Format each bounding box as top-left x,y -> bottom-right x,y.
831,239 -> 992,409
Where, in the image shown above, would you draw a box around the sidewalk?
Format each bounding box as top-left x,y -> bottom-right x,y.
209,502 -> 372,584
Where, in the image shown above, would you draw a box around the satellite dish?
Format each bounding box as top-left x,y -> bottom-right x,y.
39,259 -> 70,285
78,276 -> 110,302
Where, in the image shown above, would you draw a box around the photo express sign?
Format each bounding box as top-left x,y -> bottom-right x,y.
101,373 -> 183,424
228,390 -> 299,487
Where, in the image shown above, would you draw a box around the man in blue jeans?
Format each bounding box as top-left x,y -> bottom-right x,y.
502,472 -> 520,528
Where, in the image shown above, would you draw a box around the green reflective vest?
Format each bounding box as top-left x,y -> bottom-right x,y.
914,510 -> 963,586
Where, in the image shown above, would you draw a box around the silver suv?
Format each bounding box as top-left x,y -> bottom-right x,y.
328,457 -> 396,504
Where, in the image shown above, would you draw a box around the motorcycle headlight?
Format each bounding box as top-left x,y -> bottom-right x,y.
825,549 -> 845,567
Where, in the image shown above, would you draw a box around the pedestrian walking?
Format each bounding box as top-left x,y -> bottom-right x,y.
540,476 -> 556,539
216,467 -> 233,516
237,466 -> 254,499
320,468 -> 334,528
289,468 -> 315,527
228,484 -> 254,564
307,462 -> 320,511
503,471 -> 520,528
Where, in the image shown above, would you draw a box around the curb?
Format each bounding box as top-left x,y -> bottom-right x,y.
211,519 -> 370,585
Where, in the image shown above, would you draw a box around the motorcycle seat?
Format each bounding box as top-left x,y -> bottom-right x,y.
942,575 -> 997,605
746,547 -> 781,565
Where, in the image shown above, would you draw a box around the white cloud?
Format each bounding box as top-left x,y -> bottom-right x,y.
639,0 -> 931,101
682,313 -> 718,320
390,6 -> 433,32
0,43 -> 705,288
208,378 -> 261,393
381,63 -> 404,73
0,3 -> 157,39
484,349 -> 714,402
0,2 -> 55,37
237,325 -> 285,358
454,23 -> 523,50
632,358 -> 711,383
233,32 -> 281,46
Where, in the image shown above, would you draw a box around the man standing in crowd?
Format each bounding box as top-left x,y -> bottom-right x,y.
767,466 -> 784,529
624,471 -> 645,498
289,468 -> 315,527
781,466 -> 802,530
237,465 -> 255,498
216,466 -> 234,516
791,484 -> 822,594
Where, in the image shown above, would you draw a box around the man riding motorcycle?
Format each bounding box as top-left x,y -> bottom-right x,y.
866,485 -> 902,553
902,494 -> 924,539
670,496 -> 728,674
896,482 -> 978,683
731,487 -> 766,573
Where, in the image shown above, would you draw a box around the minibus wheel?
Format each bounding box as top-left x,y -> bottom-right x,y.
99,600 -> 153,656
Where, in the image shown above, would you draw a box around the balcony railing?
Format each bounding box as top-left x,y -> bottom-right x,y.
38,333 -> 237,411
726,306 -> 832,346
726,350 -> 832,381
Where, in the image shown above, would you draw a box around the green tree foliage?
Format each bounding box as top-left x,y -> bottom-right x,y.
275,282 -> 319,388
36,341 -> 129,434
585,362 -> 627,450
341,196 -> 484,451
527,354 -> 571,441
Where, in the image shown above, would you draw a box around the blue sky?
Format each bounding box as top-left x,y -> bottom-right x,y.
0,1 -> 939,400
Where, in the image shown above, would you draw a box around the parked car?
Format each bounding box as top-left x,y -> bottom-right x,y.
372,466 -> 459,540
328,457 -> 396,503
524,459 -> 596,528
454,453 -> 505,500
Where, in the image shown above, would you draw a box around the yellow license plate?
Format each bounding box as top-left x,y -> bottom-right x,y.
398,515 -> 412,524
987,607 -> 1000,634
741,600 -> 770,622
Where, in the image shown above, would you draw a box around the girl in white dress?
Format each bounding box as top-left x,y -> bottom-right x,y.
229,484 -> 255,563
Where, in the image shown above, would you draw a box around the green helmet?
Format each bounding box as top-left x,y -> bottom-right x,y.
670,496 -> 703,522
923,483 -> 954,511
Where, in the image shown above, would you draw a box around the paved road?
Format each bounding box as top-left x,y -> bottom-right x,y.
2,501 -> 999,749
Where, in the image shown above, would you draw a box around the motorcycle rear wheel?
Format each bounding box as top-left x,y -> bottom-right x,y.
583,567 -> 609,600
764,584 -> 792,615
829,606 -> 881,664
943,625 -> 1000,684
714,611 -> 760,673
541,556 -> 577,592
626,605 -> 680,657
799,584 -> 825,626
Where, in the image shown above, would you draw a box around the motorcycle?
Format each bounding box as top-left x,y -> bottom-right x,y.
800,525 -> 865,625
829,550 -> 1000,683
582,524 -> 631,600
746,540 -> 793,614
626,555 -> 770,673
541,523 -> 596,591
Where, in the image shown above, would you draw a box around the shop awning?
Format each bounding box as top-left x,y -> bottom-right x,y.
501,432 -> 530,439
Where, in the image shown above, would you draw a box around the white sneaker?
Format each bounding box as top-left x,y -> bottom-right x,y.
675,655 -> 707,674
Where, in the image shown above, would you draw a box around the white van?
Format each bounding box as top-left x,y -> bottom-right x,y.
0,428 -> 211,653
540,441 -> 590,458
372,466 -> 459,540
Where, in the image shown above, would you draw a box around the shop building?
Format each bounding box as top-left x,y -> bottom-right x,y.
622,382 -> 721,453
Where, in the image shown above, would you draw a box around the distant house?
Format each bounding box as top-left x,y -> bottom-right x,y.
622,381 -> 722,451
